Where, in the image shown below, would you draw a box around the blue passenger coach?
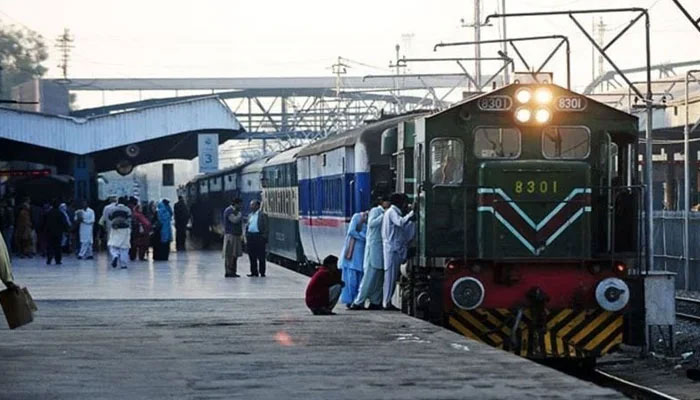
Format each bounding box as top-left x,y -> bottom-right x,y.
296,115 -> 414,264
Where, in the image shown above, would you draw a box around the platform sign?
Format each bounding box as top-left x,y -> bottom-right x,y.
198,134 -> 219,174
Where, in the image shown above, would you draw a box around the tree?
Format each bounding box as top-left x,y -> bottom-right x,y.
0,20 -> 48,99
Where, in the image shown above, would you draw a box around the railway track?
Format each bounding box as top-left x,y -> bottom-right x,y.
676,296 -> 700,323
591,369 -> 681,400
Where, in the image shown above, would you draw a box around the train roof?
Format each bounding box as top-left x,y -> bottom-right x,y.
297,112 -> 428,157
263,146 -> 302,167
240,153 -> 277,174
429,83 -> 638,133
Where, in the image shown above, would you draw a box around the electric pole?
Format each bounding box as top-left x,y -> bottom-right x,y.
461,0 -> 489,90
55,28 -> 74,80
500,0 -> 509,85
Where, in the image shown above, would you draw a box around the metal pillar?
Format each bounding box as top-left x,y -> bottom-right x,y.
474,0 -> 482,88
684,70 -> 700,290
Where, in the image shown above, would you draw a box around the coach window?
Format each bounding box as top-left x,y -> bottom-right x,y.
542,126 -> 591,159
430,138 -> 464,185
474,127 -> 521,159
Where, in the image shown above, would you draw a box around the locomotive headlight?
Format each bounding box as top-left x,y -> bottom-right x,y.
451,277 -> 485,310
595,278 -> 630,312
515,88 -> 532,104
534,87 -> 553,104
515,107 -> 532,123
534,108 -> 552,124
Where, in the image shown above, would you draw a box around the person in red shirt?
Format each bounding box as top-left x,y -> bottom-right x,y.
305,255 -> 344,315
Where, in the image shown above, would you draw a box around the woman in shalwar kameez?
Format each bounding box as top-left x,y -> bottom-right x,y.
339,211 -> 367,306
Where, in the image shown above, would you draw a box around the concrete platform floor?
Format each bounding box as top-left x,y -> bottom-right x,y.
0,251 -> 624,399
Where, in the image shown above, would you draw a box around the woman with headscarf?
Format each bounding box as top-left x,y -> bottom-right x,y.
152,199 -> 173,261
14,201 -> 33,258
130,203 -> 151,261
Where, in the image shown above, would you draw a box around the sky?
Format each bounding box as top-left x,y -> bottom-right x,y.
1,0 -> 699,100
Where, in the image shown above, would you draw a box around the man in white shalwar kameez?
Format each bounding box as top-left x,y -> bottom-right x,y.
382,193 -> 414,310
350,195 -> 390,310
76,200 -> 95,259
99,197 -> 118,247
106,197 -> 132,269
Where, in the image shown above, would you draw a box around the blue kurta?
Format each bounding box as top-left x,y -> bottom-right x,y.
340,212 -> 367,304
363,205 -> 385,270
157,201 -> 173,243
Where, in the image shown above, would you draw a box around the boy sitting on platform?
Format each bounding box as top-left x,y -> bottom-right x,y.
305,255 -> 344,315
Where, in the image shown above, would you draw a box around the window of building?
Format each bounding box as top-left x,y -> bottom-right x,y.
430,138 -> 464,185
474,127 -> 521,159
542,126 -> 591,159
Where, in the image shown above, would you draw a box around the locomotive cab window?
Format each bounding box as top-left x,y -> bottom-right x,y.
474,127 -> 521,159
430,138 -> 463,185
542,126 -> 591,159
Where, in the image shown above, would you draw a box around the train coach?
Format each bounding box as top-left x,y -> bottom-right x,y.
261,147 -> 307,271
385,82 -> 640,364
296,114 -> 422,264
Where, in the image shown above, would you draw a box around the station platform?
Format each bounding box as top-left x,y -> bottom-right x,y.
0,251 -> 622,399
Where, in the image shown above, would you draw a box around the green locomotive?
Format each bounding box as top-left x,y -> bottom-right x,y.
387,82 -> 640,360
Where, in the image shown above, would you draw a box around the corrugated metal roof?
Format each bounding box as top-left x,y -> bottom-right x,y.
0,96 -> 241,155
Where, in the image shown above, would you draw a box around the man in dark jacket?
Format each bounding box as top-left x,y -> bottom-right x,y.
174,196 -> 190,251
222,198 -> 243,278
45,199 -> 69,265
245,199 -> 268,277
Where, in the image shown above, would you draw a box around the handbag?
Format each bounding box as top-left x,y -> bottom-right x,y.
0,286 -> 35,329
344,237 -> 355,260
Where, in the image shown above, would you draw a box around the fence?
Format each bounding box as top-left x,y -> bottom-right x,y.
652,211 -> 700,291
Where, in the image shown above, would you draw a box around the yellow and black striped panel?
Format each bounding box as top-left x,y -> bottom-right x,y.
448,308 -> 623,359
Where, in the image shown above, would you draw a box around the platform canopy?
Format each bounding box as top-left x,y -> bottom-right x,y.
0,96 -> 243,172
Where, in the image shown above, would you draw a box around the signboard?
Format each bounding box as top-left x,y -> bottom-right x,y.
198,134 -> 219,174
0,169 -> 51,177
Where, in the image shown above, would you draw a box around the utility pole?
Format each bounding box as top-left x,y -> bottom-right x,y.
461,0 -> 489,90
55,28 -> 74,80
331,56 -> 349,131
500,0 -> 509,85
474,0 -> 482,88
596,18 -> 606,83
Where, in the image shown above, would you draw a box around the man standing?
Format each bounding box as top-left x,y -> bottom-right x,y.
339,211 -> 367,307
76,200 -> 95,260
99,197 -> 118,250
381,193 -> 414,311
222,198 -> 243,278
245,200 -> 268,277
305,255 -> 344,315
45,200 -> 69,265
174,196 -> 190,251
106,197 -> 132,269
351,194 -> 390,310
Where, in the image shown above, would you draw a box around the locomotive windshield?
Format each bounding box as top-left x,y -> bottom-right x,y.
473,127 -> 521,159
430,138 -> 464,185
542,126 -> 591,159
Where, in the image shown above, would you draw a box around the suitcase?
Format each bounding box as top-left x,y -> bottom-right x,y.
0,287 -> 35,329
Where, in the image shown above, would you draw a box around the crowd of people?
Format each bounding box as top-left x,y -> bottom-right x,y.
0,194 -> 193,268
305,192 -> 415,316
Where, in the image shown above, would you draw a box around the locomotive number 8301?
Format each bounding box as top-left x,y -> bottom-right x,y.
514,179 -> 558,194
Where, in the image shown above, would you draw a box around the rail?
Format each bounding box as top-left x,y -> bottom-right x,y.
676,296 -> 700,323
591,369 -> 681,400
